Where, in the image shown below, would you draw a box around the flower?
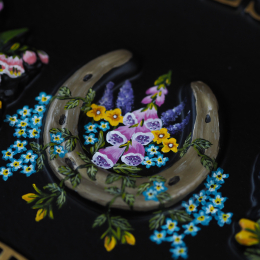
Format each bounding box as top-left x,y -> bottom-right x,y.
99,121 -> 110,131
193,210 -> 212,226
13,128 -> 27,138
182,222 -> 200,236
150,230 -> 166,244
153,154 -> 169,167
20,150 -> 38,163
205,175 -> 221,195
145,144 -> 160,158
144,118 -> 162,131
21,164 -> 36,177
131,132 -> 154,146
17,105 -> 32,118
151,128 -> 170,144
192,190 -> 207,205
104,108 -> 123,126
4,114 -> 18,126
182,199 -> 198,215
143,188 -> 158,201
50,132 -> 65,144
123,112 -> 138,126
83,133 -> 98,145
11,140 -> 27,153
202,202 -> 218,215
53,145 -> 68,158
141,156 -> 155,168
0,54 -> 7,73
141,90 -> 166,107
209,193 -> 227,209
28,128 -> 41,139
35,92 -> 52,105
6,56 -> 25,78
146,85 -> 168,96
35,208 -> 47,222
162,138 -> 179,153
0,167 -> 13,181
22,193 -> 38,202
167,111 -> 190,135
7,158 -> 23,171
106,126 -> 135,146
17,118 -> 30,128
2,148 -> 16,161
166,233 -> 185,246
211,168 -> 229,184
84,122 -> 98,133
104,236 -> 116,252
22,51 -> 37,65
87,104 -> 106,121
0,1 -> 4,12
215,211 -> 233,227
162,219 -> 180,234
30,115 -> 43,127
98,81 -> 114,110
33,105 -> 46,114
170,246 -> 188,260
153,181 -> 168,193
124,231 -> 135,245
37,50 -> 49,64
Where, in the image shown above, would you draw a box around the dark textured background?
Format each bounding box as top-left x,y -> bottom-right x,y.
1,0 -> 260,259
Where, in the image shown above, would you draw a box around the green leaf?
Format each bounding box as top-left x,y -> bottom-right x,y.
201,156 -> 213,171
58,86 -> 71,97
49,146 -> 57,160
157,192 -> 171,202
154,71 -> 172,86
36,154 -> 44,172
92,214 -> 107,228
58,166 -> 73,176
192,138 -> 212,149
64,99 -> 79,110
49,128 -> 72,140
168,210 -> 193,223
84,88 -> 95,104
77,152 -> 91,163
122,177 -> 136,188
93,131 -> 105,153
122,193 -> 135,207
106,173 -> 122,184
149,213 -> 165,230
30,142 -> 41,153
105,187 -> 121,195
70,173 -> 81,188
245,248 -> 260,260
137,182 -> 152,195
43,183 -> 60,193
81,103 -> 92,113
90,146 -> 95,155
179,147 -> 190,158
0,28 -> 28,44
56,190 -> 66,209
179,133 -> 192,158
111,216 -> 132,231
87,165 -> 97,181
149,175 -> 166,183
65,138 -> 77,152
113,164 -> 142,175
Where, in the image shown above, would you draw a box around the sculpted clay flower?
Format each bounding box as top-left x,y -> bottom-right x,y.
35,208 -> 47,222
87,104 -> 106,121
104,236 -> 116,252
151,128 -> 170,144
162,138 -> 179,153
105,108 -> 123,126
124,232 -> 136,245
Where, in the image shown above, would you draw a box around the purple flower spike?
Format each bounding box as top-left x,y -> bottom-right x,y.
106,126 -> 135,146
123,112 -> 138,126
167,111 -> 191,135
92,145 -> 126,169
161,101 -> 186,126
144,118 -> 162,131
98,81 -> 114,110
132,132 -> 154,146
121,141 -> 145,166
116,80 -> 134,115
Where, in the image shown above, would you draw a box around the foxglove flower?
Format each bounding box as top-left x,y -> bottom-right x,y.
131,131 -> 154,146
37,50 -> 49,64
123,112 -> 138,126
146,86 -> 168,95
161,101 -> 185,126
22,51 -> 37,65
144,118 -> 162,131
166,111 -> 190,135
132,107 -> 158,123
116,80 -> 134,115
141,91 -> 165,107
98,81 -> 114,110
106,126 -> 135,146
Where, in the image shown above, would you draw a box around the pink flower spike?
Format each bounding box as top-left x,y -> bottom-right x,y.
121,141 -> 145,166
38,50 -> 49,64
146,86 -> 168,95
155,91 -> 165,107
23,51 -> 37,65
132,107 -> 158,123
106,126 -> 135,146
141,95 -> 152,104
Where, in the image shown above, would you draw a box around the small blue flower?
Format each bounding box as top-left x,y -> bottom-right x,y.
84,122 -> 98,133
192,190 -> 208,205
33,104 -> 46,115
20,150 -> 38,163
205,176 -> 221,195
1,148 -> 16,161
83,133 -> 98,145
162,219 -> 180,234
4,114 -> 18,127
145,144 -> 160,158
11,140 -> 27,153
202,202 -> 218,215
153,181 -> 168,193
7,158 -> 23,171
150,230 -> 166,244
28,128 -> 41,139
17,105 -> 32,118
166,233 -> 185,247
153,153 -> 169,167
98,121 -> 110,132
16,118 -> 29,128
182,199 -> 198,215
170,246 -> 188,260
214,211 -> 233,227
211,168 -> 229,184
13,128 -> 27,138
53,145 -> 68,158
182,222 -> 200,236
143,188 -> 158,201
209,192 -> 227,209
30,115 -> 43,127
21,164 -> 36,177
193,210 -> 212,226
0,167 -> 13,181
141,156 -> 155,168
35,92 -> 52,105
50,132 -> 64,144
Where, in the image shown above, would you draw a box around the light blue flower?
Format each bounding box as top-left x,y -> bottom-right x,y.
28,128 -> 41,139
145,144 -> 160,158
35,92 -> 52,105
182,222 -> 200,236
98,121 -> 110,132
83,133 -> 98,145
170,246 -> 188,260
0,167 -> 13,181
209,192 -> 227,209
202,202 -> 218,215
17,105 -> 32,118
192,190 -> 208,205
150,230 -> 166,244
214,211 -> 233,227
11,140 -> 27,153
182,199 -> 198,215
193,210 -> 212,226
50,132 -> 64,144
153,153 -> 169,167
4,114 -> 18,127
143,188 -> 158,201
53,145 -> 68,158
162,219 -> 180,234
13,128 -> 27,138
20,150 -> 38,163
166,233 -> 185,247
211,168 -> 229,184
1,148 -> 16,161
33,104 -> 46,115
205,176 -> 221,195
84,122 -> 98,133
30,115 -> 43,127
21,164 -> 36,177
16,118 -> 29,128
7,158 -> 23,171
153,181 -> 168,193
141,156 -> 155,168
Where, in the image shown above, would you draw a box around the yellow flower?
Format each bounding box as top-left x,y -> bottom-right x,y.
151,128 -> 170,144
124,232 -> 135,245
162,138 -> 179,153
35,208 -> 47,222
104,108 -> 123,126
239,218 -> 258,230
22,193 -> 37,202
86,104 -> 106,121
104,236 -> 116,252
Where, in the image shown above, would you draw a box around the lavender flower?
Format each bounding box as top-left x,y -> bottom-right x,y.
161,101 -> 186,126
167,111 -> 190,135
98,82 -> 114,110
116,80 -> 134,115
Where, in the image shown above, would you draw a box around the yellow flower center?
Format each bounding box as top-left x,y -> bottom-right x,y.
217,174 -> 222,180
89,126 -> 93,130
18,143 -> 23,147
36,119 -> 40,123
24,110 -> 27,114
223,214 -> 228,220
10,118 -> 15,121
158,158 -> 162,162
26,155 -> 32,159
55,137 -> 59,140
88,138 -> 92,141
33,130 -> 38,135
169,223 -> 175,229
210,184 -> 216,189
42,97 -> 47,101
147,160 -> 152,164
26,167 -> 31,172
157,234 -> 162,238
189,205 -> 195,211
14,162 -> 19,166
6,152 -> 11,156
198,216 -> 205,221
215,198 -> 221,204
175,238 -> 180,242
38,108 -> 42,111
21,122 -> 26,126
179,249 -> 184,253
210,206 -> 215,212
188,226 -> 193,231
3,170 -> 9,175
148,192 -> 153,196
18,130 -> 24,134
57,149 -> 61,153
198,196 -> 203,202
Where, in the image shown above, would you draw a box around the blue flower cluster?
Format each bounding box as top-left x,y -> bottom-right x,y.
83,121 -> 110,145
149,168 -> 233,259
50,132 -> 68,158
143,181 -> 168,202
1,92 -> 51,181
142,144 -> 169,168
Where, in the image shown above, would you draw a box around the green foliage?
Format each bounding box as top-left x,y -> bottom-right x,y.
58,86 -> 71,97
90,131 -> 105,155
122,193 -> 135,207
168,210 -> 193,222
93,214 -> 107,228
111,216 -> 132,231
149,212 -> 165,230
137,182 -> 152,195
87,165 -> 98,181
81,89 -> 96,113
106,173 -> 122,184
43,183 -> 66,209
192,138 -> 212,149
245,248 -> 260,260
154,70 -> 172,86
49,128 -> 72,140
149,175 -> 166,182
0,28 -> 28,44
157,192 -> 171,202
58,166 -> 81,188
36,154 -> 44,172
113,164 -> 142,175
65,138 -> 78,152
64,99 -> 79,110
179,133 -> 192,158
122,177 -> 136,188
77,151 -> 91,164
30,142 -> 42,154
105,187 -> 121,195
49,146 -> 57,160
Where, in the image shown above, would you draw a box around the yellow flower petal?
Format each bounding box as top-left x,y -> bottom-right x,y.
235,230 -> 259,246
124,232 -> 135,245
104,236 -> 116,252
35,209 -> 47,222
104,108 -> 123,126
239,218 -> 258,231
151,128 -> 170,144
22,193 -> 37,202
86,104 -> 106,121
162,138 -> 179,153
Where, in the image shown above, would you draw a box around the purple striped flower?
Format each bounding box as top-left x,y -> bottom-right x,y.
121,141 -> 145,166
98,82 -> 114,110
166,111 -> 190,135
144,118 -> 162,131
132,107 -> 158,123
123,112 -> 138,126
106,126 -> 136,146
161,101 -> 185,126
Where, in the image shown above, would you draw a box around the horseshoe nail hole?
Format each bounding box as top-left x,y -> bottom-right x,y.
9,257 -> 18,260
65,158 -> 76,169
83,74 -> 92,82
59,114 -> 66,125
205,114 -> 211,123
168,176 -> 180,186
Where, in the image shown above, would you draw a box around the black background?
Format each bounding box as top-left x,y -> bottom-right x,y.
1,0 -> 260,259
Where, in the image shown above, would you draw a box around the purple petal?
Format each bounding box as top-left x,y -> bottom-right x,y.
141,95 -> 152,104
123,112 -> 138,126
144,118 -> 162,131
131,132 -> 154,145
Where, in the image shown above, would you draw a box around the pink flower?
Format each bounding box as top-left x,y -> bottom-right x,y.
132,107 -> 158,122
0,2 -> 4,12
37,50 -> 49,64
23,51 -> 37,65
121,141 -> 145,166
0,54 -> 8,74
141,90 -> 165,107
6,56 -> 25,78
106,126 -> 136,146
146,86 -> 168,95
